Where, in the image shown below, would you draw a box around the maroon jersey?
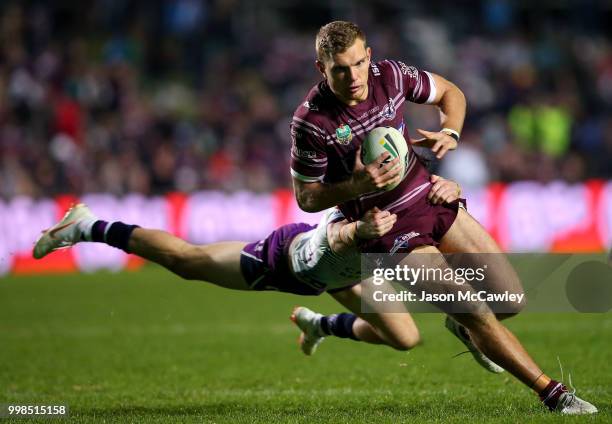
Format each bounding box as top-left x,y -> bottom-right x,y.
290,59 -> 438,221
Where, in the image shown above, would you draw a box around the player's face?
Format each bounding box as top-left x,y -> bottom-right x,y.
317,39 -> 371,106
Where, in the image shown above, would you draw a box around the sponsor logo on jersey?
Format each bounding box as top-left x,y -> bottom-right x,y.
347,105 -> 380,124
371,63 -> 380,76
292,146 -> 318,159
397,121 -> 405,134
399,61 -> 418,79
382,98 -> 396,120
390,231 -> 420,253
335,124 -> 353,145
303,101 -> 318,111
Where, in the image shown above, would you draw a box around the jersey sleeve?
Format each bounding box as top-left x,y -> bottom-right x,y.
324,207 -> 346,224
382,60 -> 437,104
290,116 -> 328,183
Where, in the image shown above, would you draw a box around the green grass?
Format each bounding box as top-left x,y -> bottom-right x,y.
0,265 -> 610,423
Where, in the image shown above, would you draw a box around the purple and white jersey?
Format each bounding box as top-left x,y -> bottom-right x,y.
289,208 -> 361,290
290,59 -> 437,221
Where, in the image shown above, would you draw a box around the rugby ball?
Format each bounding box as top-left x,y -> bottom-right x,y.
361,126 -> 410,191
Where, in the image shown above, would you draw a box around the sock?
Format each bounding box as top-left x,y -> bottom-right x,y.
84,220 -> 139,253
319,313 -> 359,340
539,379 -> 567,411
78,217 -> 99,241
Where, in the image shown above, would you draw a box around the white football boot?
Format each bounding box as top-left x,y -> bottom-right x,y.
555,391 -> 598,415
33,203 -> 97,259
445,316 -> 505,373
290,306 -> 325,356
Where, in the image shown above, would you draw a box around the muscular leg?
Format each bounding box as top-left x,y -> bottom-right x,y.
451,311 -> 550,391
439,208 -> 525,319
128,228 -> 250,290
329,284 -> 420,351
404,245 -> 550,393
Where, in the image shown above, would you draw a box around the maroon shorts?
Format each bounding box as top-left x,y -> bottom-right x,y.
359,195 -> 465,254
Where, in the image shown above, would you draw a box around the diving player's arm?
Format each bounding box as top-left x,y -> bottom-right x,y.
427,175 -> 462,205
327,207 -> 397,255
293,150 -> 402,213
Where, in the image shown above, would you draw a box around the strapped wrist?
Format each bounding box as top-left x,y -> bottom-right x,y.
441,128 -> 460,142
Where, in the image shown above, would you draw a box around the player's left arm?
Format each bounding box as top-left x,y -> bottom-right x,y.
411,73 -> 466,159
327,207 -> 397,254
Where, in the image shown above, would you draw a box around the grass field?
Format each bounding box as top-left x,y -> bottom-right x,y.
1,265 -> 610,423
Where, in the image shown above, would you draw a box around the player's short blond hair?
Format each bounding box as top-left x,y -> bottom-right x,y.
315,21 -> 366,62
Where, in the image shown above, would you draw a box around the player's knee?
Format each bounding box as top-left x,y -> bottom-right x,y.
392,334 -> 420,351
389,328 -> 421,351
500,299 -> 525,317
494,287 -> 526,319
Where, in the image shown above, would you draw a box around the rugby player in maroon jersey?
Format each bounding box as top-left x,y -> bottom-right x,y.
289,20 -> 596,414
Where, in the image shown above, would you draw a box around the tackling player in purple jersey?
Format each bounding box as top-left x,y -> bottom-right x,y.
288,20 -> 596,414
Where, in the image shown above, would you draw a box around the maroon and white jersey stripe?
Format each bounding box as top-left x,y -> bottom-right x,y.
290,59 -> 437,220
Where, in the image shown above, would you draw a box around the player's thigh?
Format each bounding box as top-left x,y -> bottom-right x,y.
439,207 -> 502,253
180,241 -> 250,290
329,284 -> 420,344
439,208 -> 523,302
398,244 -> 491,315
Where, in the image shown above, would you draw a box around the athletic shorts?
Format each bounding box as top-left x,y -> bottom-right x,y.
359,195 -> 466,254
240,223 -> 330,296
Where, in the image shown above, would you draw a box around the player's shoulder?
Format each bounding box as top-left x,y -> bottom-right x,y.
291,82 -> 333,138
376,59 -> 421,80
293,82 -> 327,119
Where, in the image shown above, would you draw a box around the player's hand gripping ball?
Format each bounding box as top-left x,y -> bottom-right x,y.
361,126 -> 410,191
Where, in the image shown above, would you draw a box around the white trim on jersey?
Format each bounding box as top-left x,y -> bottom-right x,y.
290,168 -> 324,183
323,91 -> 406,146
240,250 -> 263,263
383,181 -> 430,212
424,71 -> 437,104
292,117 -> 329,138
327,207 -> 345,223
291,153 -> 328,168
353,96 -> 406,138
350,91 -> 404,134
388,60 -> 404,94
385,59 -> 400,92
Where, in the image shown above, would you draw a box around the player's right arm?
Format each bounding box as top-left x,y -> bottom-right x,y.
293,158 -> 400,212
292,149 -> 402,213
327,207 -> 397,254
291,111 -> 401,212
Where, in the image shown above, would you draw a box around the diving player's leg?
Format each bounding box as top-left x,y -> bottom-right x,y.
329,284 -> 420,350
292,284 -> 420,353
33,203 -> 250,290
129,229 -> 250,290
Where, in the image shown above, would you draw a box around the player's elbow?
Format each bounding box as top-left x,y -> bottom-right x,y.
451,82 -> 466,105
298,201 -> 323,213
295,192 -> 324,213
293,179 -> 327,213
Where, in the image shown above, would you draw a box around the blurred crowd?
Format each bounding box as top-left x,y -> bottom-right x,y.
1,0 -> 611,199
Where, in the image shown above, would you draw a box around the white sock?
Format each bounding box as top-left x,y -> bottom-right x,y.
77,217 -> 98,241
